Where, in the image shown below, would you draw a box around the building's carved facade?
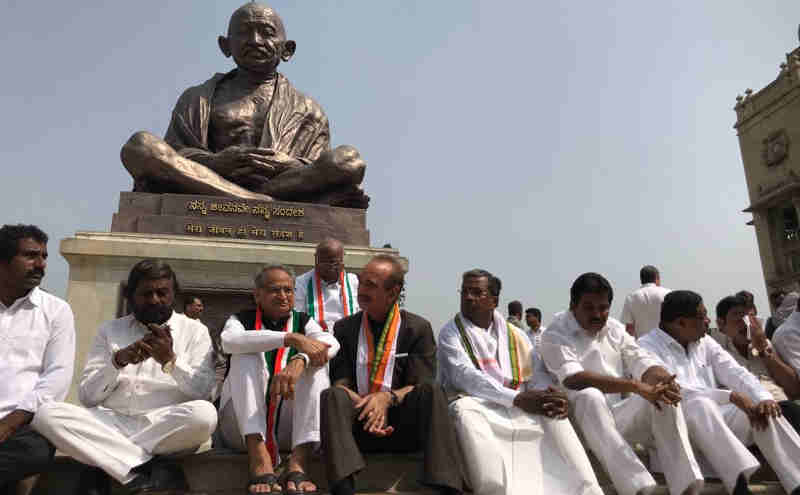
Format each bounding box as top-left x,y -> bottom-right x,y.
736,43 -> 800,297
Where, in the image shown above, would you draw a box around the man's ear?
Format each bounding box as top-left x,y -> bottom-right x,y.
716,318 -> 725,332
281,40 -> 296,62
219,36 -> 232,58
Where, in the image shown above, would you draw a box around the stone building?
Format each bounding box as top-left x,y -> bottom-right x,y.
736,39 -> 800,300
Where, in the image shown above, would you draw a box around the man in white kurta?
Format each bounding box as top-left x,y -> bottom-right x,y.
32,260 -> 217,490
295,238 -> 359,332
439,269 -> 603,495
0,224 -> 76,489
541,273 -> 702,495
638,290 -> 800,495
219,264 -> 339,494
619,265 -> 670,339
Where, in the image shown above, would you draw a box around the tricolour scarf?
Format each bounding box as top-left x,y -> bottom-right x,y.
306,270 -> 355,330
255,307 -> 300,465
453,310 -> 533,390
356,304 -> 401,395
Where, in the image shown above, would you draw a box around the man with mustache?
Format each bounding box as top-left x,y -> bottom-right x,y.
33,260 -> 217,494
438,269 -> 603,495
218,264 -> 339,495
712,294 -> 800,430
120,2 -> 368,208
639,291 -> 800,495
294,238 -> 359,332
541,273 -> 703,495
0,224 -> 75,493
321,255 -> 467,495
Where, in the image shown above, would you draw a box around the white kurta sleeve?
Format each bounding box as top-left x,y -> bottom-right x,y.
539,332 -> 585,384
527,348 -> 558,390
221,315 -> 287,354
303,318 -> 340,360
16,303 -> 76,414
620,295 -> 634,325
619,330 -> 661,381
774,329 -> 800,376
79,322 -> 123,407
706,338 -> 773,403
294,273 -> 309,314
170,321 -> 216,400
437,323 -> 519,408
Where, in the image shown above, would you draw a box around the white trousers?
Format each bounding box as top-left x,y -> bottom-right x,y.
31,400 -> 217,483
683,396 -> 800,493
219,352 -> 329,454
450,396 -> 603,495
570,388 -> 702,495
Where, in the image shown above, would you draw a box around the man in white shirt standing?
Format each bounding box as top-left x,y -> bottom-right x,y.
524,307 -> 544,346
33,260 -> 217,494
541,272 -> 702,495
620,265 -> 670,338
438,269 -> 603,495
638,290 -> 800,495
295,238 -> 359,332
0,224 -> 75,492
218,264 -> 339,495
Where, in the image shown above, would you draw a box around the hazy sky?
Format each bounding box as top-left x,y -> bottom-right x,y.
2,1 -> 799,332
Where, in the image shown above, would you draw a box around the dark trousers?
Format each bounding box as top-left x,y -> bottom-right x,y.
320,383 -> 465,493
0,426 -> 54,489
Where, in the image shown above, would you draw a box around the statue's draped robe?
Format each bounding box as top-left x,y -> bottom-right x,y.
165,70 -> 331,163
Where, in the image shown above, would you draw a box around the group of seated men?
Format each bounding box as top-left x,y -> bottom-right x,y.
4,224 -> 800,495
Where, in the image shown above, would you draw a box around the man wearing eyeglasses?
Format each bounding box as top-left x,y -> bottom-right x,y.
295,238 -> 359,332
438,269 -> 603,495
218,264 -> 339,495
639,291 -> 800,495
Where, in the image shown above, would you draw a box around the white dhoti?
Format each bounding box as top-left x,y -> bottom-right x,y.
682,396 -> 800,493
32,400 -> 217,483
450,396 -> 603,495
219,352 -> 329,453
570,388 -> 702,495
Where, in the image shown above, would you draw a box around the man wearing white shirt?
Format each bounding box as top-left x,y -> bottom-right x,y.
712,294 -> 800,431
438,269 -> 603,495
541,272 -> 702,495
33,260 -> 217,494
219,264 -> 339,495
620,265 -> 670,338
638,290 -> 800,495
295,238 -> 359,332
524,307 -> 544,346
0,224 -> 75,491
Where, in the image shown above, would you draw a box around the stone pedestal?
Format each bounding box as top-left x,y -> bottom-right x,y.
60,231 -> 403,403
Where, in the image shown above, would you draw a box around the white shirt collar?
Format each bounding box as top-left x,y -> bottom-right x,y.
642,283 -> 657,288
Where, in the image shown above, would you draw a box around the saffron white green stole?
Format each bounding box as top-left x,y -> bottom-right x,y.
306,270 -> 355,330
356,304 -> 401,395
454,310 -> 533,390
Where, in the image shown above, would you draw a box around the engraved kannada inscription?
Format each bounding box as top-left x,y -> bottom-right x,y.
184,222 -> 303,241
186,200 -> 305,221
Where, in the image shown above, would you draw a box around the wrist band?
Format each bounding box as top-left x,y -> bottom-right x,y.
290,353 -> 310,369
389,389 -> 399,407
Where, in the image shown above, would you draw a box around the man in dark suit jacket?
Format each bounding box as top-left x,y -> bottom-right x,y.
321,255 -> 466,495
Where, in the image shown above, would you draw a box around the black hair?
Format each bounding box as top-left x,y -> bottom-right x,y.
183,296 -> 202,309
640,265 -> 659,284
508,300 -> 522,316
735,290 -> 755,309
661,290 -> 702,323
462,269 -> 502,297
716,294 -> 748,321
570,272 -> 613,307
0,224 -> 48,263
124,259 -> 180,302
525,307 -> 542,320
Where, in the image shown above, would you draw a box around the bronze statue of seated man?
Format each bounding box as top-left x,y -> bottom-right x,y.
121,2 -> 369,209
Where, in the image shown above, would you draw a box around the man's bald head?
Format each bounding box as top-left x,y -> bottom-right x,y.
228,3 -> 286,39
315,238 -> 344,283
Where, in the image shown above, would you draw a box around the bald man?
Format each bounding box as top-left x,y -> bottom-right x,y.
295,238 -> 359,332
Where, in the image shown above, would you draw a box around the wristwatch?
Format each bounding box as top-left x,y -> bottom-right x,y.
161,356 -> 177,374
388,389 -> 399,407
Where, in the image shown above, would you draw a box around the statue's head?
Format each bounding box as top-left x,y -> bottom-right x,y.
219,3 -> 296,75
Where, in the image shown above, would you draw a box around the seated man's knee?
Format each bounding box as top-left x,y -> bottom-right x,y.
321,386 -> 350,406
573,387 -> 606,408
683,397 -> 716,421
30,402 -> 70,436
122,131 -> 173,163
183,400 -> 218,438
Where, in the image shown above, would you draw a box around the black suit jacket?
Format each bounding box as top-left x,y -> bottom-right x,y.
330,310 -> 436,389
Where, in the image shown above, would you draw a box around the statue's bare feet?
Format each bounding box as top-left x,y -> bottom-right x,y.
323,185 -> 370,209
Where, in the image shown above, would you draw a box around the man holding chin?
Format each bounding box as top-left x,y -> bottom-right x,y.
32,260 -> 218,494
